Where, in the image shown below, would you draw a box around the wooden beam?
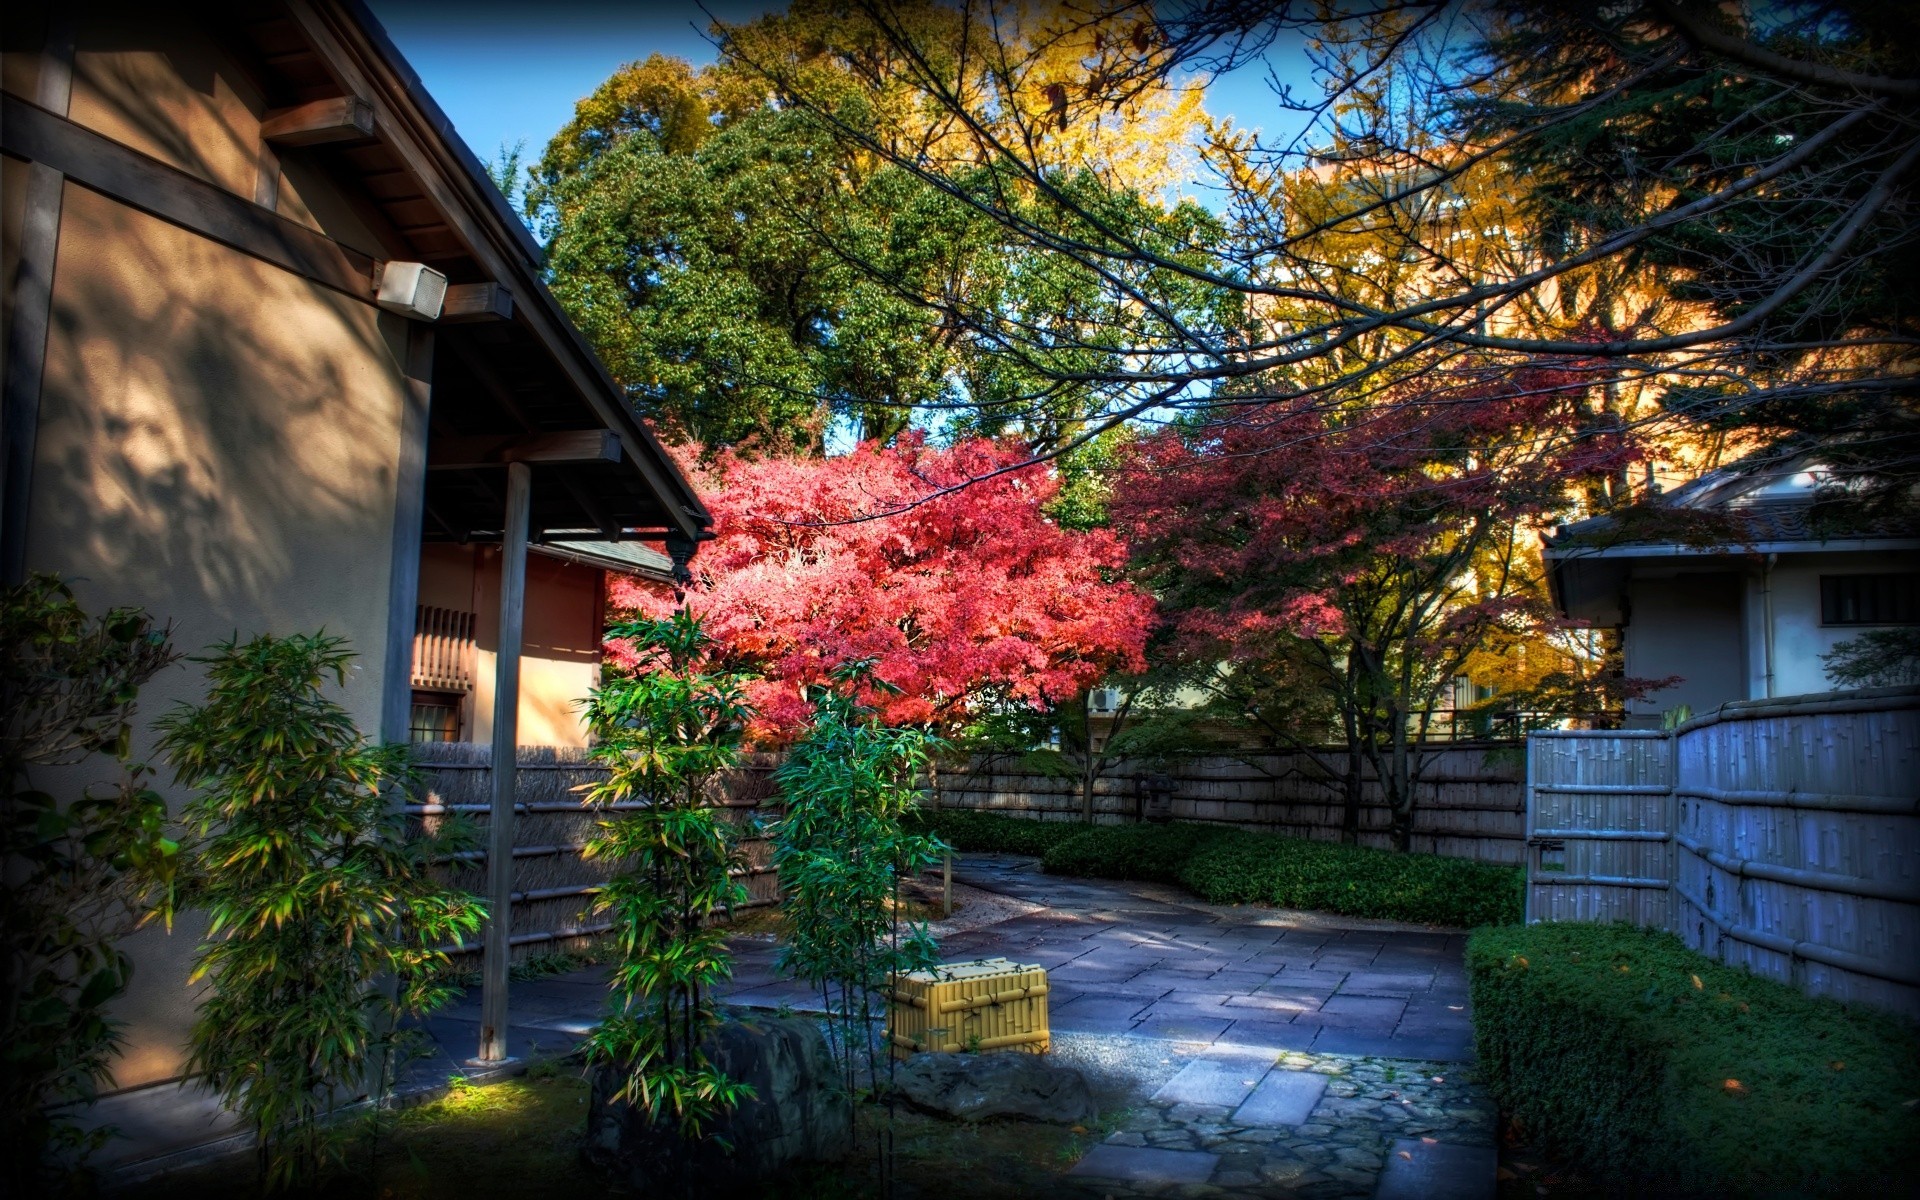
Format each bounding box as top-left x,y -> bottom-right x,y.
476,461 -> 531,1065
380,323 -> 434,745
0,95 -> 376,300
261,95 -> 376,146
427,430 -> 620,470
439,282 -> 513,323
283,0 -> 712,545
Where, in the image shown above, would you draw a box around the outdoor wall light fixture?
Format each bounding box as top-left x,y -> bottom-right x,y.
375,260 -> 449,320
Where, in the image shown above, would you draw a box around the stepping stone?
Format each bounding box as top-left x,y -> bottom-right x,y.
1230,1069 -> 1328,1127
1373,1139 -> 1495,1200
1151,1047 -> 1275,1106
1067,1144 -> 1219,1184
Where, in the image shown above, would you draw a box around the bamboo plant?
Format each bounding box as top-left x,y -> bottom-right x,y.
579,610 -> 755,1139
157,633 -> 484,1191
770,661 -> 945,1131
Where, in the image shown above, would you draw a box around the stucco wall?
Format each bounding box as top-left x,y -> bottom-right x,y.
1625,571 -> 1746,725
1765,550 -> 1920,697
22,182 -> 411,1088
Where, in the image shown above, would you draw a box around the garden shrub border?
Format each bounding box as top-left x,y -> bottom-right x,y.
911,810 -> 1523,927
1466,922 -> 1920,1195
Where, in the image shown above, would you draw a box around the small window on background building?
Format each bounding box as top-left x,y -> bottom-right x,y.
1819,573 -> 1920,625
410,691 -> 463,743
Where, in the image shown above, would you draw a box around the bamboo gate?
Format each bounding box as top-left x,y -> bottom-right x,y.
1525,687 -> 1920,1016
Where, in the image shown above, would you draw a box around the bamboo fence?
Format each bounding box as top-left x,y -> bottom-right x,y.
407,744 -> 781,965
926,745 -> 1528,864
1524,686 -> 1920,1017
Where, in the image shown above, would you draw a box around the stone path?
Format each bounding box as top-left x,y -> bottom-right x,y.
722,854 -> 1495,1198
727,855 -> 1478,1062
1071,1046 -> 1494,1199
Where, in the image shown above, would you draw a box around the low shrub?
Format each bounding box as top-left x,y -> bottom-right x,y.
909,811 -> 1523,927
1467,922 -> 1920,1195
1177,831 -> 1523,927
1041,821 -> 1235,885
906,808 -> 1086,858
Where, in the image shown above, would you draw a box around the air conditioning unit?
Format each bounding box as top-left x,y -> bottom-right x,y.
1088,687 -> 1121,715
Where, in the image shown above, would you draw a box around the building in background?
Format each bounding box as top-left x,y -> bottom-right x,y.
1545,459 -> 1918,727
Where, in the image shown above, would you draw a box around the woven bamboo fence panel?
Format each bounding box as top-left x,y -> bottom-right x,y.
925,745 -> 1527,864
407,744 -> 782,965
1524,686 -> 1920,1018
1671,689 -> 1920,1015
1526,732 -> 1674,928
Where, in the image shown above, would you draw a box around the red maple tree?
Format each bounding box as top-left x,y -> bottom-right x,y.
1112,366 -> 1644,849
610,436 -> 1153,742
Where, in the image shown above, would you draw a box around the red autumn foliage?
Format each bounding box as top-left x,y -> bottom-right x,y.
609,436 -> 1154,742
1110,366 -> 1649,848
1113,367 -> 1635,663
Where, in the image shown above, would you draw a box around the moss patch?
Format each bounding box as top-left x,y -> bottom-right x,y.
123,1069 -> 613,1199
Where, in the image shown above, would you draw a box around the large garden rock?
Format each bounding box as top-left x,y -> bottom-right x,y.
891,1051 -> 1096,1124
584,1014 -> 849,1192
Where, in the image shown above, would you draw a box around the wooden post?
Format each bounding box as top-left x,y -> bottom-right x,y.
475,461 -> 531,1064
943,851 -> 953,918
379,323 -> 433,746
1,10 -> 75,585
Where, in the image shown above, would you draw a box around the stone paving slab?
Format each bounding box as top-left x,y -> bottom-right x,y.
1374,1138 -> 1497,1200
1067,1144 -> 1221,1184
1151,1047 -> 1278,1106
1231,1068 -> 1329,1127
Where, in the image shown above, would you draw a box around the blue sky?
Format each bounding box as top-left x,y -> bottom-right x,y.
367,2 -> 1309,182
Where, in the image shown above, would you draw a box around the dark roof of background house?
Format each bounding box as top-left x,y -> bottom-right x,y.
1546,454 -> 1919,553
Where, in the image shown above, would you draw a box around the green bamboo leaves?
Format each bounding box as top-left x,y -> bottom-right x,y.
579,610 -> 755,1138
158,634 -> 484,1191
771,661 -> 946,1111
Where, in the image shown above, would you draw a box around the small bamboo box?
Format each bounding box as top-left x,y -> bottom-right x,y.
886,957 -> 1051,1057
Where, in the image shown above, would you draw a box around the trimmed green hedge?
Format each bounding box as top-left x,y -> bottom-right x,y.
911,810 -> 1523,927
1467,923 -> 1920,1195
1174,829 -> 1523,927
904,808 -> 1086,857
1043,821 -> 1235,885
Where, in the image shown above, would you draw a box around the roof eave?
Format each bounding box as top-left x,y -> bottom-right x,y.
302,0 -> 712,538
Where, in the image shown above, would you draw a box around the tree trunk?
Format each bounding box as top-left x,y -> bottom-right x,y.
1340,744 -> 1363,844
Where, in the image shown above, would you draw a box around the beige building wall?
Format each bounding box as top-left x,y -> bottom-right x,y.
9,13 -> 420,1082
417,544 -> 606,748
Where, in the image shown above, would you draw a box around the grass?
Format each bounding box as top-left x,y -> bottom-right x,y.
124,1069 -> 619,1200
1468,922 -> 1920,1196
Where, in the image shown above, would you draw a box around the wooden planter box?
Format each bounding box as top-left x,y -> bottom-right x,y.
886,957 -> 1050,1057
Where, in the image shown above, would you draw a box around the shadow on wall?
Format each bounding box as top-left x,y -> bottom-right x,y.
32,185 -> 403,654
25,186 -> 409,1090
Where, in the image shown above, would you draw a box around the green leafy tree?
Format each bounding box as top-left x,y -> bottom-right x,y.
157,634 -> 483,1191
578,610 -> 755,1142
1,575 -> 181,1189
771,662 -> 944,1126
530,6 -> 1232,460
1821,628 -> 1920,689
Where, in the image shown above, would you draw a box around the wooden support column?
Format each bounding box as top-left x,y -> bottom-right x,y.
379,323 -> 434,745
476,460 -> 531,1064
1,10 -> 75,585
